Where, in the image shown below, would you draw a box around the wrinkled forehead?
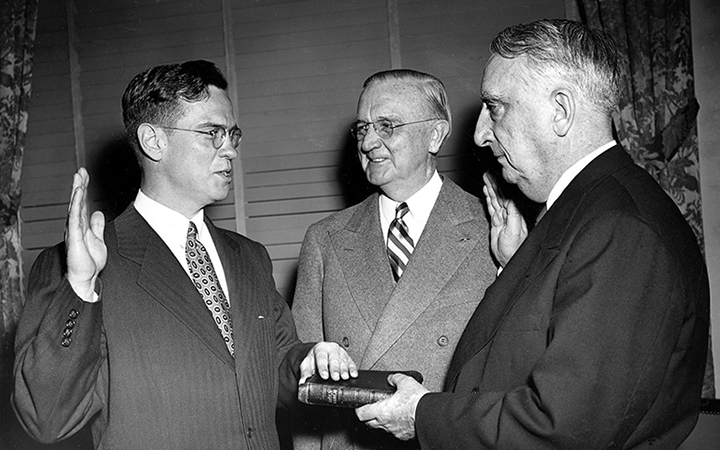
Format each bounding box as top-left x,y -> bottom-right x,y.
482,55 -> 535,97
357,80 -> 426,120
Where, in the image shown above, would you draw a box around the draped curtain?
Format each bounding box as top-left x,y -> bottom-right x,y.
0,0 -> 38,439
576,0 -> 714,398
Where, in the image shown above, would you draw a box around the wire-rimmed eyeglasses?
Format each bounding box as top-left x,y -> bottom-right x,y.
350,118 -> 441,141
160,125 -> 243,149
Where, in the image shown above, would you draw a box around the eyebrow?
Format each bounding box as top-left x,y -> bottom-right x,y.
480,93 -> 502,105
197,121 -> 239,131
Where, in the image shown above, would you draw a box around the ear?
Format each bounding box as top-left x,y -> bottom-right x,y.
428,120 -> 450,155
552,89 -> 574,137
136,123 -> 164,162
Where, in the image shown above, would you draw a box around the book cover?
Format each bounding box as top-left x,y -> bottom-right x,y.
298,370 -> 423,408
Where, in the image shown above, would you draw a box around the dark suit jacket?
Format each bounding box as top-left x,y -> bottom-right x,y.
415,146 -> 710,449
291,178 -> 496,449
13,205 -> 312,450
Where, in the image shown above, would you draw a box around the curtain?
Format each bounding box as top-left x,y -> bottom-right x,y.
576,0 -> 714,398
0,0 -> 38,439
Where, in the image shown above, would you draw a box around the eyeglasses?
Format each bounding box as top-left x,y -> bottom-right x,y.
160,125 -> 243,149
350,118 -> 441,141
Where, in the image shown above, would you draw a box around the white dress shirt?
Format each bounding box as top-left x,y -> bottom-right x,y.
379,171 -> 443,244
546,140 -> 617,210
134,190 -> 231,300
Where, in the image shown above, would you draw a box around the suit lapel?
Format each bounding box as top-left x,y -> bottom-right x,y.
206,219 -> 262,375
444,227 -> 558,388
445,145 -> 634,388
115,207 -> 235,368
331,195 -> 395,331
360,180 -> 484,368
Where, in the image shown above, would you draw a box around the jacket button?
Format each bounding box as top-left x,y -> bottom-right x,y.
61,337 -> 72,347
342,337 -> 350,348
246,427 -> 254,439
63,328 -> 73,338
65,319 -> 76,329
69,309 -> 79,319
437,335 -> 449,347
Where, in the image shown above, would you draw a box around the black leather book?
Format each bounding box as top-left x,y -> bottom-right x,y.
297,370 -> 424,408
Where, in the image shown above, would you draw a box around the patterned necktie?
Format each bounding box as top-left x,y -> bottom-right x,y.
387,202 -> 414,282
186,222 -> 235,356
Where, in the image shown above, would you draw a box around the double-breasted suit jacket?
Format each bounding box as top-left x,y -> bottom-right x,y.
415,146 -> 710,449
13,205 -> 312,449
291,178 -> 496,449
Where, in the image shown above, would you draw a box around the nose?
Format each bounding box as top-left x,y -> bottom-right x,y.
359,126 -> 382,154
219,140 -> 238,160
473,106 -> 494,148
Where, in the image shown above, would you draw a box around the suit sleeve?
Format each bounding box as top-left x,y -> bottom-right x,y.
13,245 -> 107,444
415,212 -> 698,449
290,225 -> 326,342
254,239 -> 314,408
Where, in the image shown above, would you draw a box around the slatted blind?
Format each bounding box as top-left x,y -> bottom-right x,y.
20,0 -> 564,303
229,0 -> 391,300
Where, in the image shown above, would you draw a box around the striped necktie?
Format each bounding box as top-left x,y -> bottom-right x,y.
387,202 -> 414,282
186,222 -> 235,356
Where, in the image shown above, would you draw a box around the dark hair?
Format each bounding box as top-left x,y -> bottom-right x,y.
122,60 -> 228,157
490,19 -> 620,115
363,69 -> 452,139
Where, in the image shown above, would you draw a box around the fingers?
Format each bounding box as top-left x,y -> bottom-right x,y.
301,342 -> 358,384
67,172 -> 86,242
298,352 -> 317,385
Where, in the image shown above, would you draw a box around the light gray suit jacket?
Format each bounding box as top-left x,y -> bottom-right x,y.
290,178 -> 496,450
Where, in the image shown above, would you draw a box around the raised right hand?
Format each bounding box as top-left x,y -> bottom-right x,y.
483,172 -> 527,268
65,168 -> 107,302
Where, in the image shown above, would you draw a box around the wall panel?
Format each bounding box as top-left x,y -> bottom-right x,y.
20,0 -> 75,279
21,0 -> 565,305
230,0 -> 390,300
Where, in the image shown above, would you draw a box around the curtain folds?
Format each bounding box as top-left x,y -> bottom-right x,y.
576,0 -> 714,398
0,0 -> 38,436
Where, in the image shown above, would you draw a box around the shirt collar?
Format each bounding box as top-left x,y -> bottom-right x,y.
380,171 -> 442,230
133,190 -> 207,248
546,140 -> 616,209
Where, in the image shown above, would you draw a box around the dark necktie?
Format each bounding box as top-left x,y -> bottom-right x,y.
186,222 -> 235,356
387,202 -> 414,282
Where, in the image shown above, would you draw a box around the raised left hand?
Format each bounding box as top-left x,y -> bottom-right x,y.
355,373 -> 429,441
299,342 -> 358,384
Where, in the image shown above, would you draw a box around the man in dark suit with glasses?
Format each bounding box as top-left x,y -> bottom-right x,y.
13,59 -> 356,450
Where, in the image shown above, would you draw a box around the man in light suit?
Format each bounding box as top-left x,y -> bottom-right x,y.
13,60 -> 356,450
357,19 -> 710,449
290,70 -> 498,449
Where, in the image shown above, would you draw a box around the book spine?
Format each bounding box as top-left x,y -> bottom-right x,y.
298,383 -> 393,408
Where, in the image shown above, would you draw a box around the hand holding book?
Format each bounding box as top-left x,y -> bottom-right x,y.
298,370 -> 424,408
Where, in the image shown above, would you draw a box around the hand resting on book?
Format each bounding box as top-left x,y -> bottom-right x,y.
298,370 -> 423,408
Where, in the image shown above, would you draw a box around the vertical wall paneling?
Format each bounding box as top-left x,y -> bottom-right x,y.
21,0 -> 566,302
20,0 -> 76,278
387,0 -> 402,69
222,0 -> 246,235
66,0 -> 85,168
229,0 -> 391,300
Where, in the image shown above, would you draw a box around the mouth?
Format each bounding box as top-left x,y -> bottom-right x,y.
216,168 -> 233,180
363,153 -> 389,164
